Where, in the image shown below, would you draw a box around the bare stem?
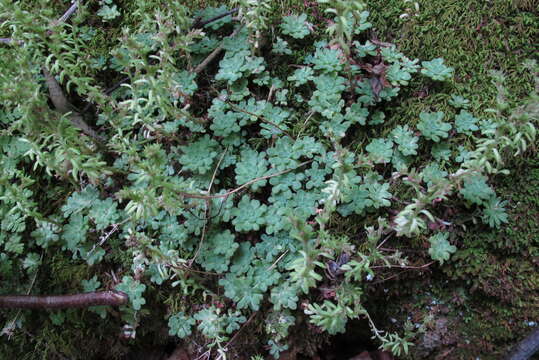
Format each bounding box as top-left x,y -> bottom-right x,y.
225,101 -> 293,138
371,261 -> 435,270
194,25 -> 243,74
55,1 -> 80,25
189,149 -> 228,265
191,8 -> 239,29
180,160 -> 313,200
0,291 -> 128,309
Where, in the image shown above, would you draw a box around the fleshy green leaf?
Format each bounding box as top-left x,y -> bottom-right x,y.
194,307 -> 222,338
366,182 -> 392,208
366,138 -> 393,164
22,252 -> 41,272
168,312 -> 196,338
354,40 -> 377,57
287,67 -> 314,86
387,63 -> 413,86
310,47 -> 343,73
219,274 -> 264,311
31,222 -> 60,248
448,94 -> 470,109
272,37 -> 292,55
88,198 -> 120,230
455,145 -> 474,163
421,58 -> 454,81
428,232 -> 456,264
431,142 -> 452,162
460,174 -> 495,205
115,276 -> 146,310
479,119 -> 499,136
391,125 -> 419,156
454,110 -> 479,135
344,103 -> 369,125
269,340 -> 289,358
267,137 -> 299,170
82,276 -> 100,292
421,164 -> 448,188
97,3 -> 120,21
197,230 -> 238,272
339,186 -> 372,216
215,50 -> 247,84
281,13 -> 311,39
481,196 -> 509,228
270,283 -> 299,310
210,111 -> 241,137
61,186 -> 100,218
62,213 -> 88,252
369,111 -> 386,125
223,310 -> 246,334
4,235 -> 23,254
235,148 -> 269,191
179,135 -> 220,174
231,196 -> 267,232
417,111 -> 451,142
308,74 -> 346,119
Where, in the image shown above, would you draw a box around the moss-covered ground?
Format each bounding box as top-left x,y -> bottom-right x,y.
366,1 -> 538,358
345,1 -> 538,358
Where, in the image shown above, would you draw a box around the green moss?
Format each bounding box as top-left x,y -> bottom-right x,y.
378,156 -> 539,358
351,2 -> 538,358
367,0 -> 537,125
49,254 -> 89,288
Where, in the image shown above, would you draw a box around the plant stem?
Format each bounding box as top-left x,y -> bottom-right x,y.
0,291 -> 128,309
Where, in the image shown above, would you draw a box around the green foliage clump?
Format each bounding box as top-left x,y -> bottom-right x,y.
420,58 -> 454,81
0,0 -> 537,358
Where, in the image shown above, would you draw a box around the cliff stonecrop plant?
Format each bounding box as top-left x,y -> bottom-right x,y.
0,0 -> 537,358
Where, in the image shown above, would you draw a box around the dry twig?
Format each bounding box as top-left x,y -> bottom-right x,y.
194,25 -> 243,74
180,160 -> 313,200
0,291 -> 128,309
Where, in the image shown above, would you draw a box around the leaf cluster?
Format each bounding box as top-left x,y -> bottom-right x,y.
0,1 -> 536,358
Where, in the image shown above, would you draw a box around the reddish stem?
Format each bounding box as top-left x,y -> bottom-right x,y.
371,261 -> 436,270
0,291 -> 128,309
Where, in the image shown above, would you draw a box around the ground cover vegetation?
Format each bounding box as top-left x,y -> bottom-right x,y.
0,0 -> 537,358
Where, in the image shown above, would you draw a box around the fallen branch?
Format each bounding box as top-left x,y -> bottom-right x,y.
81,75 -> 130,114
0,37 -> 22,45
0,291 -> 128,309
191,7 -> 239,29
194,25 -> 243,74
42,67 -> 106,145
505,328 -> 539,360
1,0 -> 81,45
2,2 -> 105,145
55,0 -> 80,25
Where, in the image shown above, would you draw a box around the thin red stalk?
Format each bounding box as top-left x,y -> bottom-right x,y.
371,261 -> 435,270
180,160 -> 313,200
190,7 -> 239,29
0,291 -> 128,309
